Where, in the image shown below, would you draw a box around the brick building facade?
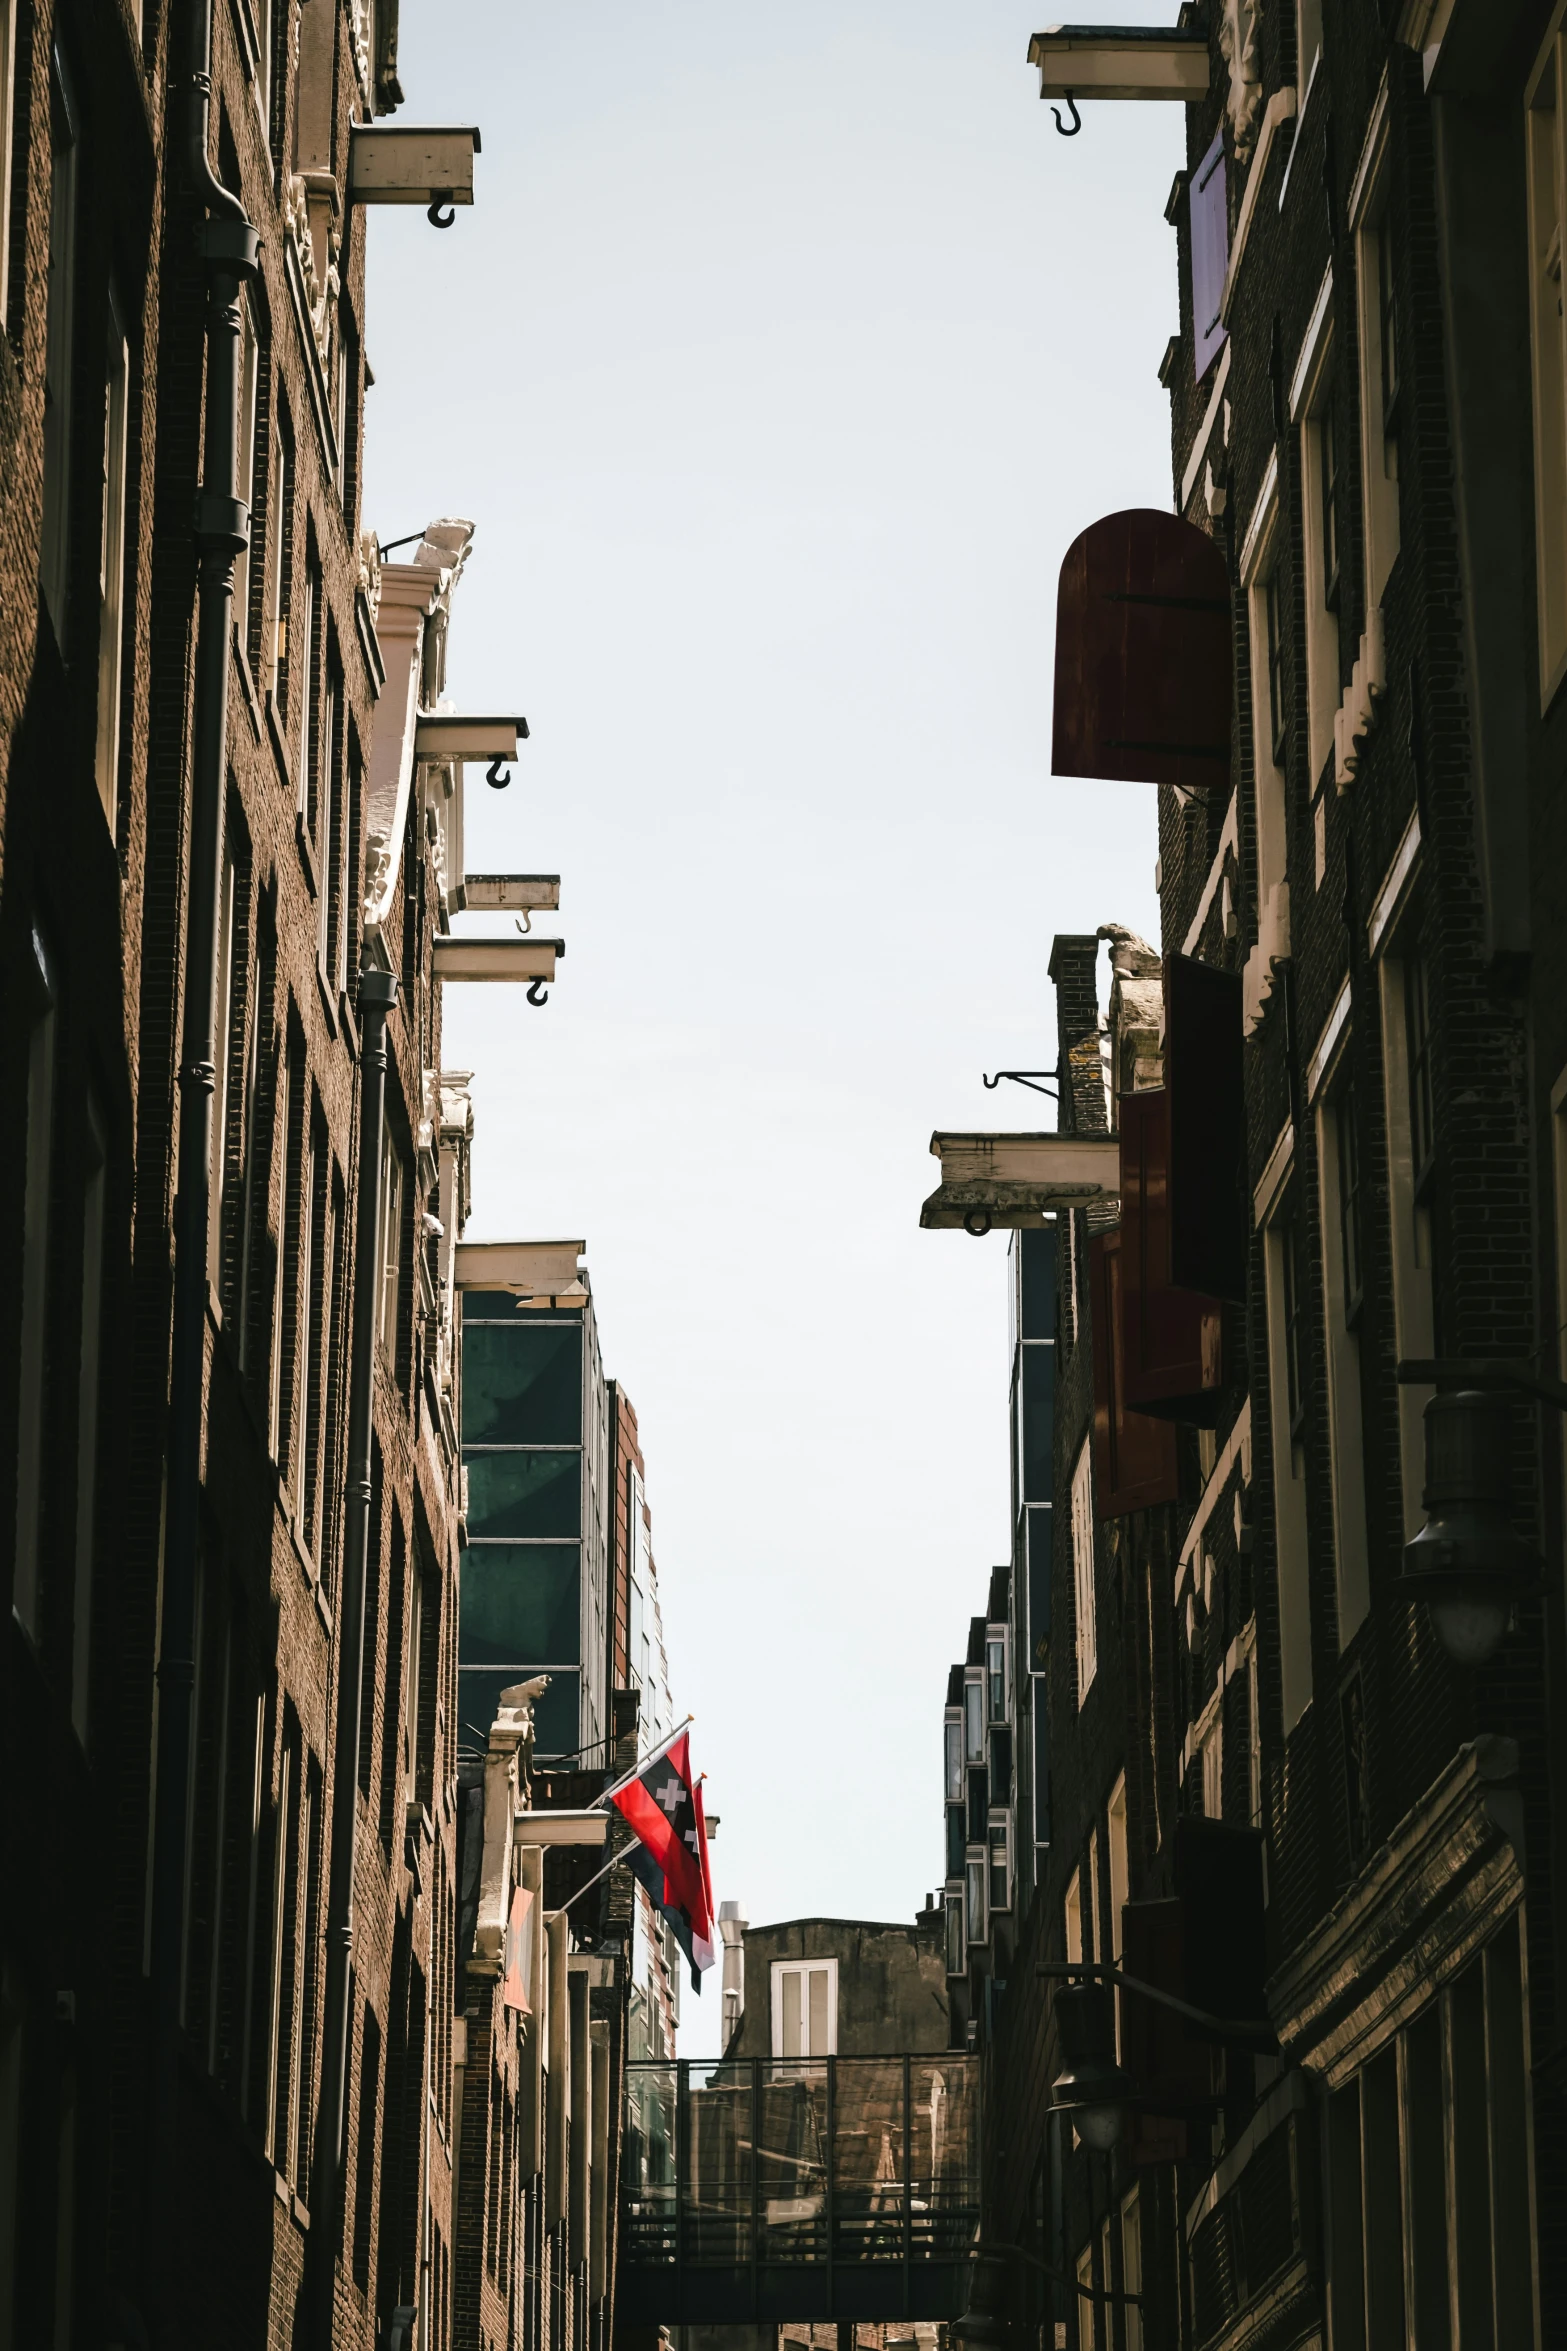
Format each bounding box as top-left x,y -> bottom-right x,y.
933,6 -> 1567,2348
0,0 -> 521,2344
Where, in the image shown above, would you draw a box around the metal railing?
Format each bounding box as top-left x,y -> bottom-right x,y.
619,2056 -> 980,2324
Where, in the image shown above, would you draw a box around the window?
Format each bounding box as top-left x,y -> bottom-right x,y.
1295,296 -> 1342,822
771,1959 -> 837,2057
1070,1437 -> 1097,1704
1106,1777 -> 1127,1972
15,928 -> 58,1639
986,1632 -> 1006,1724
209,844 -> 237,1291
1337,1079 -> 1364,1326
1246,1645 -> 1263,1826
1265,564 -> 1287,768
0,0 -> 20,316
944,1714 -> 963,1804
296,555 -> 318,815
96,301 -> 129,831
963,1673 -> 984,1762
237,914 -> 270,1375
266,410 -> 291,700
267,1038 -> 299,1462
944,1894 -> 964,1979
1190,128 -> 1229,382
1262,1193 -> 1313,1730
235,290 -> 260,650
319,651 -> 340,971
1528,26 -> 1567,701
1297,0 -> 1323,89
377,1130 -> 404,1367
40,57 -> 79,644
988,1818 -> 1010,1915
1320,400 -> 1341,614
1121,2190 -> 1143,2351
72,1097 -> 106,1743
965,1857 -> 986,1947
1317,1084 -> 1371,1645
1064,1867 -> 1083,1967
1354,171 -> 1402,614
1201,1715 -> 1224,1818
1243,478 -> 1292,1021
1380,943 -> 1438,1537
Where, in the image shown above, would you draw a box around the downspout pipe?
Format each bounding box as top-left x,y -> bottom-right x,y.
149,0 -> 257,2311
312,965 -> 400,2345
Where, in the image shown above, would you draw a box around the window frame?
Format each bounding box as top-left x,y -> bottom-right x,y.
1315,1066 -> 1372,1648
1070,1436 -> 1097,1705
1352,125 -> 1402,616
769,1957 -> 838,2058
1259,1145 -> 1313,1730
39,51 -> 80,647
95,292 -> 130,833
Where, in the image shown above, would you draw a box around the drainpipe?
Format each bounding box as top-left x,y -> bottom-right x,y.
149,0 -> 257,2306
312,965 -> 399,2342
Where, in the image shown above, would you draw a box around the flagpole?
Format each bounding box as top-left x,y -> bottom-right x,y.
592,1712 -> 695,1810
546,1841 -> 629,1918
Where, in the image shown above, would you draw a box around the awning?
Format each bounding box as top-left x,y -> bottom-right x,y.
1052,509 -> 1232,794
1027,27 -> 1209,101
921,1133 -> 1121,1233
455,1239 -> 587,1305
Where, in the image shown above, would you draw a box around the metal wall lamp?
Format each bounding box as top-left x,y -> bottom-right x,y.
1037,1959 -> 1276,2152
348,124 -> 481,227
414,711 -> 529,789
1396,1363 -> 1547,1668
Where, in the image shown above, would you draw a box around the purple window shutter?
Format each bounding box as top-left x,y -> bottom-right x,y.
1190,129 -> 1229,381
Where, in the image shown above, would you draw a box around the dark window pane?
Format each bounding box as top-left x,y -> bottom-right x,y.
946,1803 -> 965,1880
459,1666 -> 579,1759
1020,1344 -> 1054,1504
462,1322 -> 582,1444
989,1727 -> 1013,1805
464,1450 -> 581,1539
967,1767 -> 989,1845
459,1544 -> 580,1665
1019,1228 -> 1057,1341
1026,1507 -> 1052,1671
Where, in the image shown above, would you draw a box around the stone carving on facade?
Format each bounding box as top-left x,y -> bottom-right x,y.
284,168 -> 341,377
1220,0 -> 1263,160
358,529 -> 382,620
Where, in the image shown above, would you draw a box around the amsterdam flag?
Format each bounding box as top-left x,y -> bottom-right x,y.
608,1729 -> 716,1990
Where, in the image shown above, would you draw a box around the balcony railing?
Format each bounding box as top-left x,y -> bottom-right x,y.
619,2055 -> 980,2324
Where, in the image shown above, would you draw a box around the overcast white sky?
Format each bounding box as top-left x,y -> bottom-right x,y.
365,1 -> 1182,2053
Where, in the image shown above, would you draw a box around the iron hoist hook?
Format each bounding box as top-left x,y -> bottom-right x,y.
1051,91 -> 1082,137
427,193 -> 457,228
526,978 -> 549,1007
485,754 -> 511,789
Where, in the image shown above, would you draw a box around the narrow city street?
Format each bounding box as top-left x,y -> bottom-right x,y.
1,4 -> 1563,2350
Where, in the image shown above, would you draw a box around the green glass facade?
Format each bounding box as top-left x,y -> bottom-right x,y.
459,1291 -> 609,1761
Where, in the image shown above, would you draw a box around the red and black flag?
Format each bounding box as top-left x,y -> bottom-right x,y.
607,1728 -> 716,1990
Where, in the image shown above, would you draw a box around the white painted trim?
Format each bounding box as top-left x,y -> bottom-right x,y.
1176,1400 -> 1254,1599
1348,73 -> 1391,231
1240,452 -> 1280,586
1278,48 -> 1322,211
1253,1119 -> 1296,1228
1366,807 -> 1423,960
1219,87 -> 1299,326
1305,976 -> 1351,1103
1180,342 -> 1233,515
1181,789 -> 1240,956
1290,265 -> 1335,422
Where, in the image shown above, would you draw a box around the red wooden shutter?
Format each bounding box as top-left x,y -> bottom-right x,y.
1089,1229 -> 1180,1518
1051,509 -> 1232,796
1190,129 -> 1229,381
1166,953 -> 1246,1303
1119,1089 -> 1224,1425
